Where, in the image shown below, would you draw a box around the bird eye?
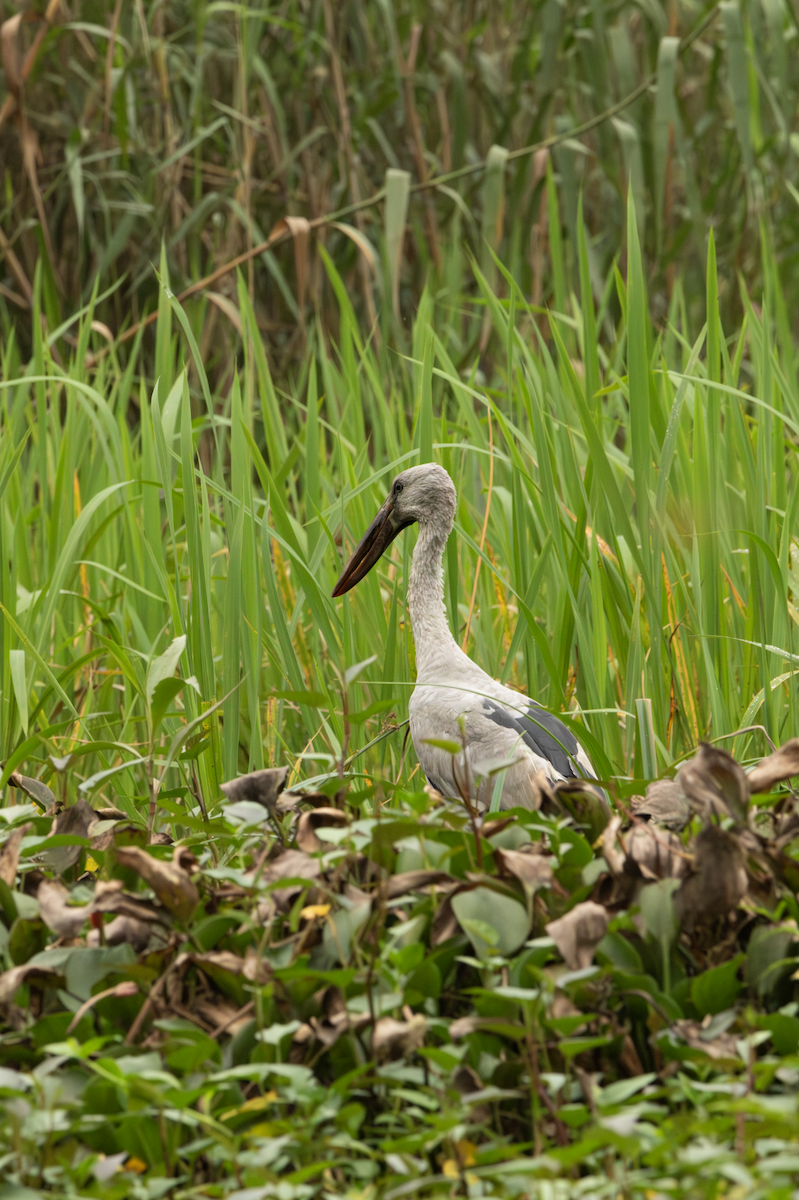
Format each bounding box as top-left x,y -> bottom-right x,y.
394,483 -> 403,494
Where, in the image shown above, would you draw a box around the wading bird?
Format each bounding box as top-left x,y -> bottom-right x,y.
332,463 -> 599,810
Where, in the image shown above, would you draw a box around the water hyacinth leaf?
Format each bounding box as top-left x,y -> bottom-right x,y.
758,1013 -> 799,1055
745,925 -> 797,998
639,878 -> 679,946
452,887 -> 530,957
691,955 -> 744,1017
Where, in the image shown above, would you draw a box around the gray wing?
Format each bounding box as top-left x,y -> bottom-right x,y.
480,697 -> 594,781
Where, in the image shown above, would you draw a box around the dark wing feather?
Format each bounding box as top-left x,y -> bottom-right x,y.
481,699 -> 579,778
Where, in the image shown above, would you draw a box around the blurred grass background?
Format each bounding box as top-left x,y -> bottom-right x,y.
1,0 -> 799,819
2,0 -> 799,368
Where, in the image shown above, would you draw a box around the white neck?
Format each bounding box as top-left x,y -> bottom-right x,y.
408,519 -> 464,680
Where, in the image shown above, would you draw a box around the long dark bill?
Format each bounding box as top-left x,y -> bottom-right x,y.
332,498 -> 411,597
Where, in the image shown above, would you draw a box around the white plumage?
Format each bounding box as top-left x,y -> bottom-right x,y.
333,463 -> 598,809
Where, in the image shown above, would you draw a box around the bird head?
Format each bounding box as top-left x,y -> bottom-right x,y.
332,463 -> 456,597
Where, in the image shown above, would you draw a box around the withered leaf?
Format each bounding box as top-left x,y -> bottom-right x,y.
679,743 -> 748,824
746,738 -> 799,794
601,815 -> 626,877
115,845 -> 199,922
387,869 -> 454,898
494,846 -> 553,892
545,901 -> 609,970
674,826 -> 748,930
9,770 -> 56,811
88,915 -> 154,952
194,997 -> 252,1037
452,1064 -> 483,1095
449,1015 -> 480,1039
90,879 -> 166,924
0,823 -> 31,886
37,880 -> 89,938
481,815 -> 517,840
40,800 -> 97,874
220,766 -> 289,810
242,947 -> 272,985
258,849 -> 321,909
551,779 -> 611,842
296,807 -> 348,853
431,884 -> 474,946
372,1014 -> 427,1062
0,963 -> 65,1005
622,824 -> 688,881
632,779 -> 691,831
670,1019 -> 740,1061
1,13 -> 24,98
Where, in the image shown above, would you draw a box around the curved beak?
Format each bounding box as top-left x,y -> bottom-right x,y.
332,496 -> 412,597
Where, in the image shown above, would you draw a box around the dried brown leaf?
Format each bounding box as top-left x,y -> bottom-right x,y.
37,880 -> 88,938
670,1019 -> 739,1060
494,846 -> 554,892
0,13 -> 23,97
220,766 -> 289,810
746,738 -> 799,794
271,217 -> 310,314
545,901 -> 609,970
206,292 -> 242,337
372,1013 -> 427,1062
258,848 -> 321,909
9,770 -> 56,811
90,879 -> 166,924
449,1015 -> 480,1039
0,823 -> 31,886
601,815 -> 625,876
481,815 -> 517,839
87,915 -> 154,952
296,807 -> 348,853
679,743 -> 748,824
386,869 -> 454,898
632,779 -> 692,831
242,946 -> 272,985
431,885 -> 472,946
115,845 -> 199,922
674,826 -> 748,930
622,824 -> 688,881
39,799 -> 97,874
0,962 -> 64,1005
551,780 -> 611,842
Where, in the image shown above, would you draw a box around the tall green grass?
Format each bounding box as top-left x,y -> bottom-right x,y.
1,192 -> 797,822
